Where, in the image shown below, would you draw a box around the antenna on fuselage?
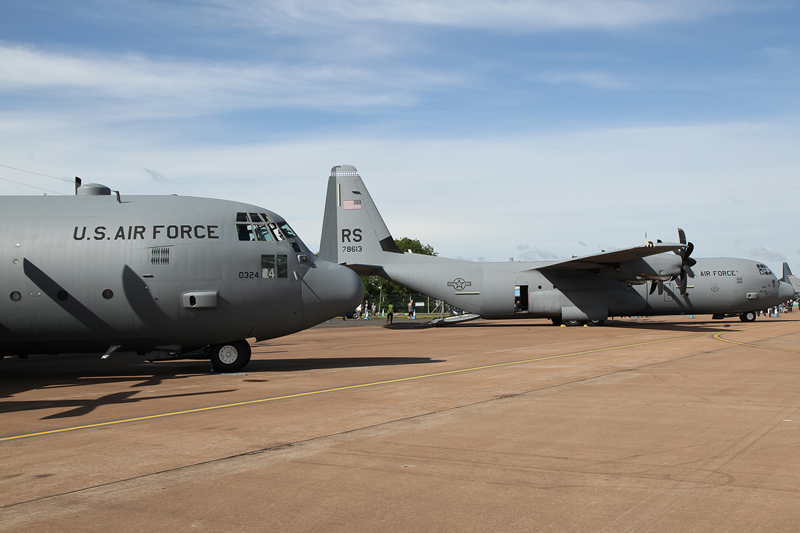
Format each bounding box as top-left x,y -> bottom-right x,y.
74,177 -> 82,195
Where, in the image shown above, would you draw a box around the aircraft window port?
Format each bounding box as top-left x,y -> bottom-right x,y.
236,212 -> 248,222
253,225 -> 274,242
291,242 -> 301,253
261,255 -> 276,278
102,289 -> 114,300
57,290 -> 69,301
268,222 -> 285,240
277,255 -> 289,278
279,222 -> 297,238
237,224 -> 255,241
260,213 -> 272,223
10,291 -> 21,302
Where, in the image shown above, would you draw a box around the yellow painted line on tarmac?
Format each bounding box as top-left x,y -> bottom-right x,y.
1,331 -> 711,443
713,328 -> 800,354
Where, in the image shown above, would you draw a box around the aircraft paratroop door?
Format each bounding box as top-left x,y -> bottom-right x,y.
515,285 -> 528,312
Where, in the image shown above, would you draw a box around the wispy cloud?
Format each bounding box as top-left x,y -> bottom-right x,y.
192,0 -> 738,32
537,70 -> 630,89
749,247 -> 787,262
0,44 -> 460,119
144,168 -> 167,181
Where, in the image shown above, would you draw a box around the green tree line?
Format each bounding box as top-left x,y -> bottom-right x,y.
360,237 -> 436,298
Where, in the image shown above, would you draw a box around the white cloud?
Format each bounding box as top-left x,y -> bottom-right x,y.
749,247 -> 787,263
196,0 -> 738,32
2,118 -> 798,269
537,70 -> 630,89
0,44 -> 459,119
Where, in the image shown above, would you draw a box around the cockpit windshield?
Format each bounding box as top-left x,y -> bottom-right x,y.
756,264 -> 774,276
236,212 -> 298,242
278,222 -> 297,238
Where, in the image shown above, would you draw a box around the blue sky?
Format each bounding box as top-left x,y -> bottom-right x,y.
1,0 -> 799,268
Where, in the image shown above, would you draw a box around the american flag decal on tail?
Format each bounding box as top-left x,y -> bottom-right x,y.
343,199 -> 362,210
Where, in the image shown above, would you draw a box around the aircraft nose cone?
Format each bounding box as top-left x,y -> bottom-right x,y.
778,281 -> 796,301
301,259 -> 364,328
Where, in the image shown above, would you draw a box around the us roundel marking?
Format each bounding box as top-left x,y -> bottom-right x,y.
447,278 -> 471,291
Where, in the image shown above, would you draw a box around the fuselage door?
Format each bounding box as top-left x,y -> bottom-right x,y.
515,285 -> 528,312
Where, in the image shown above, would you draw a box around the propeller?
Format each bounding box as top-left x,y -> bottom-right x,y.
675,228 -> 696,295
648,280 -> 664,296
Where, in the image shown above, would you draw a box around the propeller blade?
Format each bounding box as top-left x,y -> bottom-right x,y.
678,228 -> 687,245
658,280 -> 663,295
649,281 -> 657,295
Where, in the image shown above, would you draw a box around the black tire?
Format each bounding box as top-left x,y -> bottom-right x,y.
563,319 -> 583,327
740,311 -> 757,323
589,319 -> 606,326
551,317 -> 562,326
210,340 -> 251,372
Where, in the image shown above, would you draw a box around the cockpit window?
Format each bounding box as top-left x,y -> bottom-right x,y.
278,222 -> 297,238
236,213 -> 293,242
252,224 -> 274,242
237,224 -> 255,241
269,222 -> 285,240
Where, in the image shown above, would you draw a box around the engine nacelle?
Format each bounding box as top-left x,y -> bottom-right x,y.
617,254 -> 682,281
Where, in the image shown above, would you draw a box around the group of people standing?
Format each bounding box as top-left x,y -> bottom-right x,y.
345,299 -> 417,324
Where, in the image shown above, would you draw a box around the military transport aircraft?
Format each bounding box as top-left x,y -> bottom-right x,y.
320,165 -> 794,326
0,181 -> 363,371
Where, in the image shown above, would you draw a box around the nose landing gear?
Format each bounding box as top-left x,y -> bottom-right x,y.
209,340 -> 252,372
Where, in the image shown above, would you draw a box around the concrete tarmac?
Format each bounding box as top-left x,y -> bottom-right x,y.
2,314 -> 800,532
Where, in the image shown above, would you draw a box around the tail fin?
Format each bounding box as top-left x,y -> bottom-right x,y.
783,262 -> 800,296
319,165 -> 402,272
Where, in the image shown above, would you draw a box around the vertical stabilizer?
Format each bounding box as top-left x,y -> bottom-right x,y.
319,165 -> 401,269
783,262 -> 800,296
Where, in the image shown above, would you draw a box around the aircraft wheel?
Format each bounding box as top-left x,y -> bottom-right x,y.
563,319 -> 584,327
589,319 -> 606,326
740,311 -> 757,323
210,340 -> 251,372
551,317 -> 562,326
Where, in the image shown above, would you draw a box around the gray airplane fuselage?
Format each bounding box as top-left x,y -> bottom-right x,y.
0,191 -> 362,357
370,254 -> 786,320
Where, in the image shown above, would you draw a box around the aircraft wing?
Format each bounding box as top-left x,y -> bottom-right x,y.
538,242 -> 685,271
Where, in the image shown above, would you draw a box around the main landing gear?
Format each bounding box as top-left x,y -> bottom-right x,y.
209,340 -> 252,372
739,311 -> 757,323
551,318 -> 605,327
